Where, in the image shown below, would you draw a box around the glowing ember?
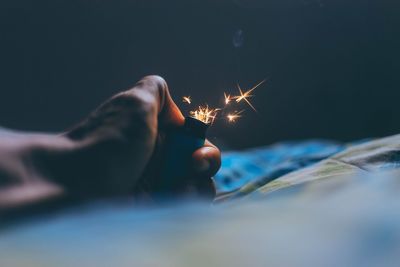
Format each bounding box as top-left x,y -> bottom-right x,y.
182,96 -> 192,104
234,80 -> 265,112
224,92 -> 233,105
227,110 -> 244,123
182,79 -> 265,126
190,105 -> 220,124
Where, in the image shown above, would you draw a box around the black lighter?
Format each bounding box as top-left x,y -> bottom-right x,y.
159,116 -> 209,192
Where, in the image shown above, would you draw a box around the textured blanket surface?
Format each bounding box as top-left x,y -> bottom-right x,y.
2,135 -> 400,267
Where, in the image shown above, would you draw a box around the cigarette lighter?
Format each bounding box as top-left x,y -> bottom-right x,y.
159,116 -> 209,193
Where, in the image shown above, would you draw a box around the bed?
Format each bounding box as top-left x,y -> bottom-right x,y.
1,135 -> 400,267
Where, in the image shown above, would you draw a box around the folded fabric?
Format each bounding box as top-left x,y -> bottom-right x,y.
214,140 -> 345,196
218,135 -> 400,201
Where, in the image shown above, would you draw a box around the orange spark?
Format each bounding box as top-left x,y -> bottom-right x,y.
224,92 -> 233,105
190,105 -> 220,124
234,80 -> 266,112
226,110 -> 244,123
182,96 -> 192,104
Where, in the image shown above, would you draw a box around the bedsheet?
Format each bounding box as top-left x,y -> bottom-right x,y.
214,140 -> 345,196
2,135 -> 400,267
1,170 -> 400,267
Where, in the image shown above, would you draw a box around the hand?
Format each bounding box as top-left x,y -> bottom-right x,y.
0,76 -> 221,213
62,75 -> 221,199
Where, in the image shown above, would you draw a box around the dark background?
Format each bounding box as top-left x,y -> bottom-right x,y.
0,0 -> 399,149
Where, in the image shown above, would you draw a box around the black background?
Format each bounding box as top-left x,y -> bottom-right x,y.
0,0 -> 399,149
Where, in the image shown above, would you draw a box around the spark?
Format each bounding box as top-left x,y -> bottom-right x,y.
182,96 -> 192,104
224,92 -> 233,105
182,79 -> 265,126
234,79 -> 266,112
190,105 -> 220,124
226,110 -> 244,123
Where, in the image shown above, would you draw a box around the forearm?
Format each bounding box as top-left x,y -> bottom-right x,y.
0,132 -> 71,215
0,181 -> 65,214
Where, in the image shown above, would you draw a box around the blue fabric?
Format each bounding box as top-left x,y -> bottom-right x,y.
214,140 -> 345,194
4,138 -> 400,267
3,169 -> 400,267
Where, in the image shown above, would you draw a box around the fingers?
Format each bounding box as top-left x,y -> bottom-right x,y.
126,76 -> 222,196
120,76 -> 222,180
189,140 -> 221,196
192,139 -> 221,177
129,75 -> 184,128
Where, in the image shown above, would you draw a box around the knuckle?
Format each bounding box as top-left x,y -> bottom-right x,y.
139,75 -> 169,101
113,91 -> 156,115
143,75 -> 168,91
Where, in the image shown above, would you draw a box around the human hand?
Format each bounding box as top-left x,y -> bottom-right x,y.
64,75 -> 221,199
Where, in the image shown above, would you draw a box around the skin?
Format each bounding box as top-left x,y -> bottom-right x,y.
0,76 -> 221,215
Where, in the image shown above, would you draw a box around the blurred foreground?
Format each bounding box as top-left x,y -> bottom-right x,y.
1,169 -> 400,267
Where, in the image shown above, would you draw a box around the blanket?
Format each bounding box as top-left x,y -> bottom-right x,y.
2,135 -> 400,267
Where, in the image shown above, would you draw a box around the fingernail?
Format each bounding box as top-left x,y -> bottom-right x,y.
195,158 -> 210,172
